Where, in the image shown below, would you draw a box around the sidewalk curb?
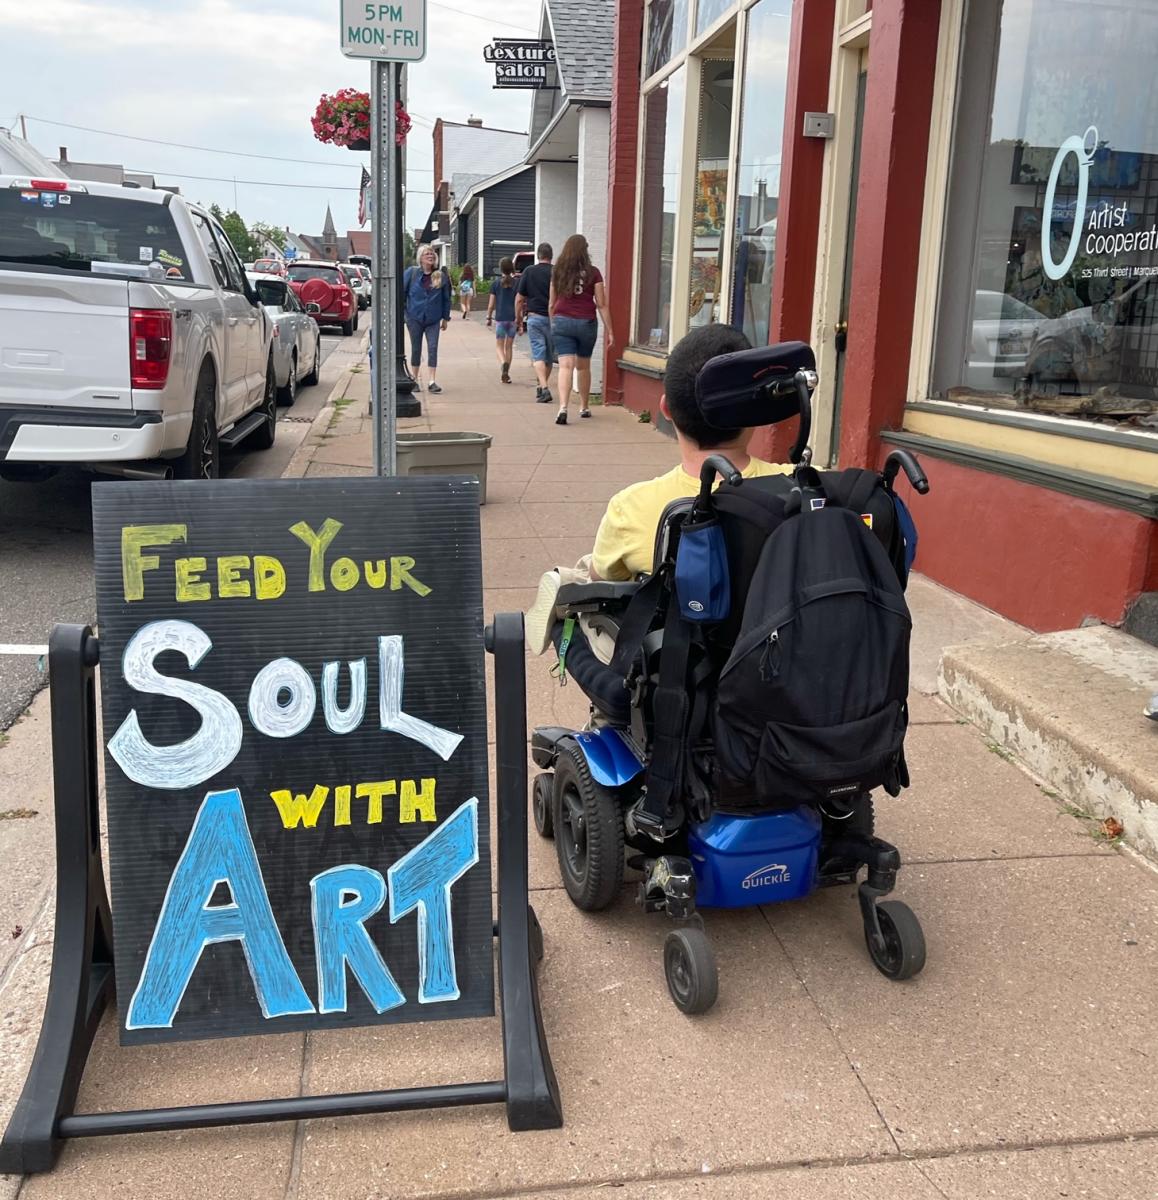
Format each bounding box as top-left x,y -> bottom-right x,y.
281,347 -> 366,480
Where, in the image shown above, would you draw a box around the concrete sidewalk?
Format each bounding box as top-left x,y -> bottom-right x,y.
2,317 -> 1157,1199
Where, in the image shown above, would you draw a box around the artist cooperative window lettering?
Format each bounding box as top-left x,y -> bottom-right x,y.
933,0 -> 1158,428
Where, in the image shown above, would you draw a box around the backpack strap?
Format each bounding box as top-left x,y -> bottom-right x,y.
608,568 -> 666,677
634,594 -> 693,827
833,468 -> 880,518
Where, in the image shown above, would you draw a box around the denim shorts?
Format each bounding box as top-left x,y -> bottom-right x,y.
494,320 -> 517,339
551,315 -> 598,360
526,313 -> 554,363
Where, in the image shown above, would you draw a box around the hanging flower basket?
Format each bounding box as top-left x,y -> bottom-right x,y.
312,88 -> 371,150
312,90 -> 412,151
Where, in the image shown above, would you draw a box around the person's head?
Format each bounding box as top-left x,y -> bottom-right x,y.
661,324 -> 753,449
462,264 -> 474,282
553,234 -> 591,298
418,246 -> 437,272
536,241 -> 553,262
499,256 -> 515,287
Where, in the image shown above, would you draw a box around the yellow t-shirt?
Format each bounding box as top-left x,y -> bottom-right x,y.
591,458 -> 791,581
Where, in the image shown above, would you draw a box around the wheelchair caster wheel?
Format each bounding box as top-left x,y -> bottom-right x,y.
532,773 -> 554,839
663,926 -> 718,1015
864,900 -> 926,981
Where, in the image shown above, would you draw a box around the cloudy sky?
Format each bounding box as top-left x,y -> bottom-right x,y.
0,0 -> 542,239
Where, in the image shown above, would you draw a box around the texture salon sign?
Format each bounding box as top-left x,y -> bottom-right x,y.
92,477 -> 492,1044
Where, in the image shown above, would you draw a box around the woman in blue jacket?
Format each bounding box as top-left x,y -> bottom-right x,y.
403,246 -> 452,392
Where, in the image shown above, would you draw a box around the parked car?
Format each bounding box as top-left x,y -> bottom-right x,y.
342,262 -> 371,310
963,289 -> 1045,390
287,260 -> 358,336
354,264 -> 372,306
247,272 -> 321,407
0,174 -> 278,481
253,257 -> 287,277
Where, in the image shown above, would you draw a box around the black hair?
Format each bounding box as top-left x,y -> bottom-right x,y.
537,242 -> 553,260
663,324 -> 753,448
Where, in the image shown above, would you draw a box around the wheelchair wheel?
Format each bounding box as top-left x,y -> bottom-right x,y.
663,927 -> 718,1015
553,740 -> 623,911
864,900 -> 926,981
532,773 -> 554,839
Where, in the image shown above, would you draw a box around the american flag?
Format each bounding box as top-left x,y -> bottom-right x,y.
357,166 -> 371,227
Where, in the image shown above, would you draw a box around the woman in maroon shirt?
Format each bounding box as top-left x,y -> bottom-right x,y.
548,234 -> 614,425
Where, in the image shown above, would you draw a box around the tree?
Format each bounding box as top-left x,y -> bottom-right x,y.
251,222 -> 287,253
403,230 -> 417,266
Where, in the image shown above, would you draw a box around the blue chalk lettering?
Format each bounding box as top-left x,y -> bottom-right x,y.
310,865 -> 405,1014
387,797 -> 479,1003
126,788 -> 314,1029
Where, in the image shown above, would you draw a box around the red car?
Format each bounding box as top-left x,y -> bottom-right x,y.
287,260 -> 359,336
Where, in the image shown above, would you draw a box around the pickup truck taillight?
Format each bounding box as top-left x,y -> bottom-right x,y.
130,308 -> 172,389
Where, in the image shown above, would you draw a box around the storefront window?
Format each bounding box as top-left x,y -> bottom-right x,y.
646,0 -> 690,78
635,68 -> 687,349
933,0 -> 1158,425
696,0 -> 731,36
688,59 -> 734,329
729,0 -> 791,346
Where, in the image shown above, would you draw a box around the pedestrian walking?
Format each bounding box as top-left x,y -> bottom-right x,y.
487,257 -> 519,384
458,264 -> 475,319
403,246 -> 451,393
549,234 -> 614,424
516,242 -> 555,403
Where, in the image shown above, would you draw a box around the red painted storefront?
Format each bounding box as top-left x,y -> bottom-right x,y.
601,0 -> 1157,632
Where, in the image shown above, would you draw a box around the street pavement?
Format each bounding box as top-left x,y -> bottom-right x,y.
0,331 -> 361,729
1,318 -> 1156,1199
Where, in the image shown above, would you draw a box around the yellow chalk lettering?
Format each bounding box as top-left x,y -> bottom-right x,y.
330,556 -> 360,592
364,559 -> 388,589
390,555 -> 432,596
121,524 -> 186,601
175,556 -> 210,602
334,784 -> 352,827
270,785 -> 329,829
254,555 -> 286,600
217,554 -> 251,599
400,778 -> 437,823
289,518 -> 343,591
356,780 -> 397,824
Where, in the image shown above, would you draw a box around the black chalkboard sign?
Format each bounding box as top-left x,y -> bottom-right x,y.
92,477 -> 493,1044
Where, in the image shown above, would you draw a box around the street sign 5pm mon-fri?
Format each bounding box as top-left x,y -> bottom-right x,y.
341,0 -> 427,61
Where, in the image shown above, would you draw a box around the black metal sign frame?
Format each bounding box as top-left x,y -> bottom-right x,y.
0,614 -> 561,1175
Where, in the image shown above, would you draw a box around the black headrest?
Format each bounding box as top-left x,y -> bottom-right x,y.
695,340 -> 815,429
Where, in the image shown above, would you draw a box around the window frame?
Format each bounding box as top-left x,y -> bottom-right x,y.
630,0 -> 766,360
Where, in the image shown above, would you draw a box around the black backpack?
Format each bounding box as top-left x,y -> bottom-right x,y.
713,497 -> 912,805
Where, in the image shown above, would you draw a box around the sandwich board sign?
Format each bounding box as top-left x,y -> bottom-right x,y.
92,476 -> 491,1043
341,0 -> 427,61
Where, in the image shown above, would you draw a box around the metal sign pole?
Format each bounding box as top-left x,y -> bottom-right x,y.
371,61 -> 398,476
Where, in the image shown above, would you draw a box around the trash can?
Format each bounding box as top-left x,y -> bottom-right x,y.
395,432 -> 493,504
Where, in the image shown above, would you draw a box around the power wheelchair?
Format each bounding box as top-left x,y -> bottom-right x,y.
529,341 -> 930,1015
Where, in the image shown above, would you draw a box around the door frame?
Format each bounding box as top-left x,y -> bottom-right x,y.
809,4 -> 872,466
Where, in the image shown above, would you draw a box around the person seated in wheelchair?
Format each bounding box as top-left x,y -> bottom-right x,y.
591,324 -> 791,582
530,334 -> 930,1013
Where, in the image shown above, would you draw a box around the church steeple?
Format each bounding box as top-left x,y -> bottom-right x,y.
322,204 -> 337,258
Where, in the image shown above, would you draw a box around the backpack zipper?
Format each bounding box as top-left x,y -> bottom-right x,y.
759,629 -> 782,681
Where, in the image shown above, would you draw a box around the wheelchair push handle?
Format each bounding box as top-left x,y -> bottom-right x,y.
692,455 -> 742,515
882,448 -> 930,495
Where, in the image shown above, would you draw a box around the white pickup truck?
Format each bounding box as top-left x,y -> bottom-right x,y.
0,175 -> 279,481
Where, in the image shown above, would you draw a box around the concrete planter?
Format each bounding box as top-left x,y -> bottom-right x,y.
395,432 -> 493,504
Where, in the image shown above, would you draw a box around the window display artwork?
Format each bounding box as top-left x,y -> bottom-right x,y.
934,0 -> 1158,427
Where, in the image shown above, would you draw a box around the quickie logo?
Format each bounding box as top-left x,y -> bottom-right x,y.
741,862 -> 792,890
1043,125 -> 1098,281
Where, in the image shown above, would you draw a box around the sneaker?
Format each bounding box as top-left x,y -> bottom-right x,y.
411,380 -> 422,392
536,387 -> 552,403
555,410 -> 567,425
1146,693 -> 1158,721
427,381 -> 442,394
580,408 -> 591,418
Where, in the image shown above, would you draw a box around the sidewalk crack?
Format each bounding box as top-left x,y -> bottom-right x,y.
284,1032 -> 312,1200
758,905 -> 904,1155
